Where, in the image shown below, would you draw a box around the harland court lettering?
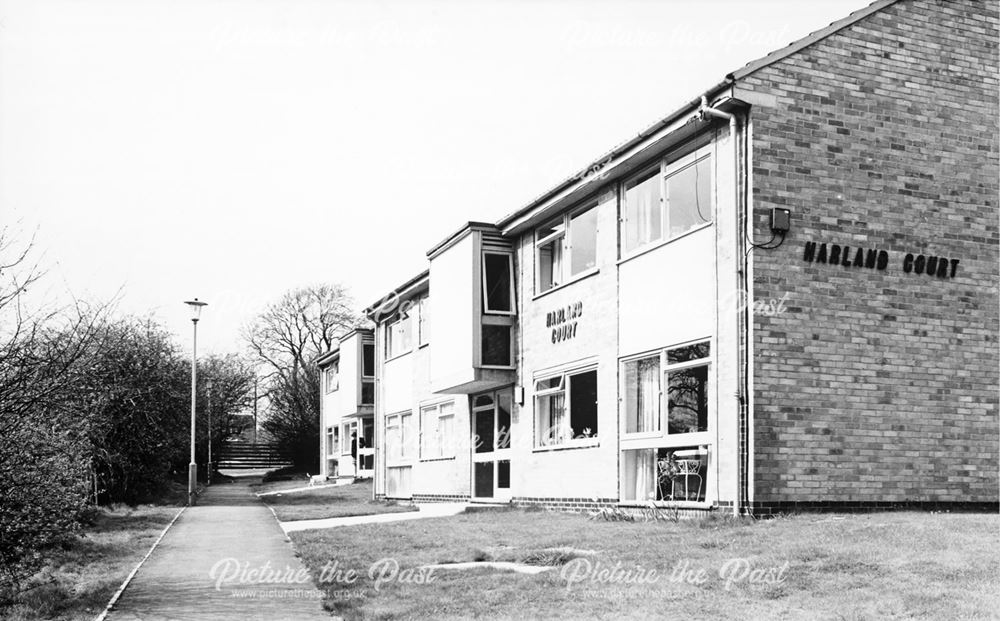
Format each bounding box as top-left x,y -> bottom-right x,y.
802,241 -> 959,279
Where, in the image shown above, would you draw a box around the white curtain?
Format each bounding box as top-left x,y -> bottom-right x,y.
637,358 -> 659,432
633,449 -> 655,502
548,393 -> 567,444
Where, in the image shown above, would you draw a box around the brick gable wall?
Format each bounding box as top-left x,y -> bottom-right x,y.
742,0 -> 999,505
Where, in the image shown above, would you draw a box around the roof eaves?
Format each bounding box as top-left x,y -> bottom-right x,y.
493,0 -> 900,234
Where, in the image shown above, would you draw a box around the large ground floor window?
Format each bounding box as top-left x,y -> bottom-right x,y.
620,338 -> 713,504
621,445 -> 709,503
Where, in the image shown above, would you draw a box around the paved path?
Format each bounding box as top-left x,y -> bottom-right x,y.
279,502 -> 468,534
108,476 -> 329,621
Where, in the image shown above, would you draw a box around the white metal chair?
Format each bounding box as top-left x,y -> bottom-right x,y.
672,459 -> 702,501
656,459 -> 674,501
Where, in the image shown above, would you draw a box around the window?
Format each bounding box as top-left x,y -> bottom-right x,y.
622,167 -> 662,254
326,426 -> 339,455
400,412 -> 414,459
621,150 -> 712,256
666,342 -> 710,435
534,369 -> 598,447
362,343 -> 375,376
622,340 -> 710,437
622,445 -> 708,503
361,343 -> 375,405
536,217 -> 564,292
386,313 -> 413,359
624,355 -> 660,434
420,401 -> 455,459
341,421 -> 356,456
481,323 -> 512,367
482,254 -> 514,314
666,155 -> 712,239
324,361 -> 339,393
386,415 -> 401,462
535,203 -> 598,294
417,297 -> 430,345
570,206 -> 598,275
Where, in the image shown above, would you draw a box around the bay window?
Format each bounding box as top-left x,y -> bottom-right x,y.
621,147 -> 713,256
535,202 -> 598,294
534,368 -> 598,447
361,342 -> 375,405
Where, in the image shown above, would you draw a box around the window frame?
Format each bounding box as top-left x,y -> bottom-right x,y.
532,365 -> 599,450
326,426 -> 339,456
385,311 -> 413,361
534,201 -> 599,296
340,421 -> 357,456
324,360 -> 339,394
621,354 -> 662,439
479,316 -> 515,369
619,338 -> 713,449
420,400 -> 456,461
385,413 -> 408,465
417,297 -> 431,346
360,341 -> 375,405
481,252 -> 516,316
362,342 -> 375,377
619,144 -> 713,260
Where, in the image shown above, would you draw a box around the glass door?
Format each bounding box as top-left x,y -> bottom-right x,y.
471,388 -> 512,501
357,416 -> 375,477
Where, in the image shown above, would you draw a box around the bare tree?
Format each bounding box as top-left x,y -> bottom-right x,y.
243,285 -> 361,469
0,227 -> 114,589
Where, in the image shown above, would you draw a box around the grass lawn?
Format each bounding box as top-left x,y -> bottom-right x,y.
0,503 -> 181,621
289,509 -> 1000,620
255,480 -> 417,522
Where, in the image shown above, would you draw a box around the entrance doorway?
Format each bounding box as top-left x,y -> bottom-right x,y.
471,387 -> 512,501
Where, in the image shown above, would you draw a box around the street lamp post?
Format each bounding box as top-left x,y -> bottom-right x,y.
206,378 -> 213,487
184,298 -> 207,506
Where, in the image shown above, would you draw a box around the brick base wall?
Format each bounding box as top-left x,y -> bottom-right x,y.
412,493 -> 470,503
747,500 -> 999,517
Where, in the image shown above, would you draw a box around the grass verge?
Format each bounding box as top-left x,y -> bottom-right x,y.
0,504 -> 181,621
255,480 -> 417,522
288,509 -> 1000,620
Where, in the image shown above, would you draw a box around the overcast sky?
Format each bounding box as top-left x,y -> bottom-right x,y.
0,0 -> 873,355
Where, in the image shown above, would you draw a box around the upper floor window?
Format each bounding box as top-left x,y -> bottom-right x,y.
324,361 -> 339,393
482,253 -> 514,314
361,342 -> 375,405
417,297 -> 430,345
386,312 -> 413,359
621,149 -> 712,256
362,343 -> 375,377
535,202 -> 598,294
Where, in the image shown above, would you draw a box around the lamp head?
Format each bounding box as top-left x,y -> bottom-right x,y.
184,298 -> 208,322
